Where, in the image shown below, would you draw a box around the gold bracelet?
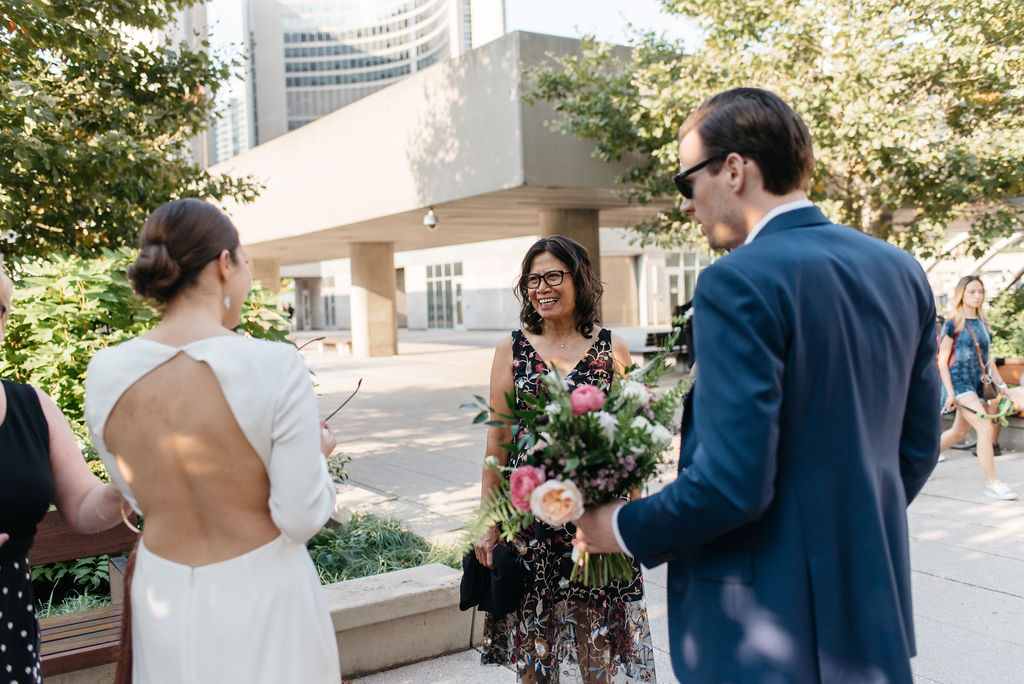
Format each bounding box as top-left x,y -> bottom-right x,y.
120,498 -> 141,534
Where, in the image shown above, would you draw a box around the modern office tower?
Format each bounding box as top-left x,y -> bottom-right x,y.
163,3 -> 217,166
199,0 -> 505,158
213,95 -> 250,162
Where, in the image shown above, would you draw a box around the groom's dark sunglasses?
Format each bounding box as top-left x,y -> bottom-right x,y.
673,154 -> 725,199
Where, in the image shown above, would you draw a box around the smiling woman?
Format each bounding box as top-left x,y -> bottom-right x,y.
472,235 -> 657,683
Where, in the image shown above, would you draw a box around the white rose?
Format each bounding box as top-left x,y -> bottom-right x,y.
650,424 -> 672,449
621,380 -> 651,407
483,455 -> 500,470
530,479 -> 585,527
630,415 -> 651,432
596,411 -> 617,441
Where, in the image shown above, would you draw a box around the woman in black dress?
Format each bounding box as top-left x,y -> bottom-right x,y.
0,268 -> 123,683
475,236 -> 657,683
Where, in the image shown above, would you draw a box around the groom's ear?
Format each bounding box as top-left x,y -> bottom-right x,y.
725,154 -> 754,195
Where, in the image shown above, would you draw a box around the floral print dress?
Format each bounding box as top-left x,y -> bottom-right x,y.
481,328 -> 657,683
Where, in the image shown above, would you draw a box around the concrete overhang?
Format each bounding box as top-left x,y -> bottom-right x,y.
214,31 -> 670,264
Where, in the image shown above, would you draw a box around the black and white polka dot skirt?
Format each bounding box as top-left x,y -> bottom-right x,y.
0,557 -> 41,684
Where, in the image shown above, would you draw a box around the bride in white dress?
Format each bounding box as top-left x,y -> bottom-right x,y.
84,199 -> 341,683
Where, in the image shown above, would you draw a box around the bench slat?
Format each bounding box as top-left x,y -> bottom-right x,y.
30,509 -> 138,566
39,606 -> 121,630
39,605 -> 123,676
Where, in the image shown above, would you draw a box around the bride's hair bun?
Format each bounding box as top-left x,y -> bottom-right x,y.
128,198 -> 240,304
130,243 -> 181,302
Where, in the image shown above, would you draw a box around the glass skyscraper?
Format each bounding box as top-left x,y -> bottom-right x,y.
199,0 -> 503,160
277,0 -> 458,132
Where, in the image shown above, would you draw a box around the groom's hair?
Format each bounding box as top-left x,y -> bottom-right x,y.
680,88 -> 815,195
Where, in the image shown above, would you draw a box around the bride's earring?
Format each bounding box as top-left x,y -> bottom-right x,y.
223,294 -> 231,310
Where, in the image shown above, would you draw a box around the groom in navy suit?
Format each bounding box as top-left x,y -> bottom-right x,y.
574,89 -> 940,682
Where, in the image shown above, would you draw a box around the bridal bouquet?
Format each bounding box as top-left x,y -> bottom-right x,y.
465,347 -> 688,586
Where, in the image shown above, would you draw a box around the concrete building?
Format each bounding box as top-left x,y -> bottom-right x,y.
214,31 -> 681,355
283,232 -> 715,333
214,30 -> 1024,352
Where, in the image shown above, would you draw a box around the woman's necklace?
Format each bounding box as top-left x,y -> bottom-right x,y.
552,333 -> 574,349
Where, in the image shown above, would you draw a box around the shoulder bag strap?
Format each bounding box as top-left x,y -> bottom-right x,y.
964,323 -> 990,377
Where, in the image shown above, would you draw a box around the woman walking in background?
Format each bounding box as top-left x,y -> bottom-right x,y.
937,275 -> 1017,500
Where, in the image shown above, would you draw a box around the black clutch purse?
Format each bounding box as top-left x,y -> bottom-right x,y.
459,543 -> 526,619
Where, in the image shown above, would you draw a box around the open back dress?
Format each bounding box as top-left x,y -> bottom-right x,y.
84,336 -> 341,683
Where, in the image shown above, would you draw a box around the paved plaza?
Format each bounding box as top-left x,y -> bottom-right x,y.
297,329 -> 1024,683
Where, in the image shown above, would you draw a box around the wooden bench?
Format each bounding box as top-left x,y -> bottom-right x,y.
319,337 -> 352,355
31,509 -> 137,677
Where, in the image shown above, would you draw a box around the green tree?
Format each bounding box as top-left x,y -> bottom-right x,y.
989,286 -> 1024,358
0,0 -> 259,259
528,0 -> 1024,257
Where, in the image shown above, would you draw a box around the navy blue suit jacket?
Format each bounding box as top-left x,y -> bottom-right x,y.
618,206 -> 940,683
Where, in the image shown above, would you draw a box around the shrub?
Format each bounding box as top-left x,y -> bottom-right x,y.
35,592 -> 111,619
307,513 -> 460,584
988,286 -> 1024,359
31,555 -> 110,613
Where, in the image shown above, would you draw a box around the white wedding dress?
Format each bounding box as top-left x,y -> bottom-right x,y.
85,335 -> 341,683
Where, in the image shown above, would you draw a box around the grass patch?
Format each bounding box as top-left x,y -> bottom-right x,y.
36,592 -> 111,619
307,513 -> 461,584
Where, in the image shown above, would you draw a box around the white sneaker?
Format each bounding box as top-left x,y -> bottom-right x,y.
937,453 -> 946,463
984,480 -> 1019,500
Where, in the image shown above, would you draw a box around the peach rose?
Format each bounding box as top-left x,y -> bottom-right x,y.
509,466 -> 546,511
530,479 -> 585,527
570,384 -> 606,416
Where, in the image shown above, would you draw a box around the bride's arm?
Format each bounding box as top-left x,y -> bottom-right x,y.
266,347 -> 337,544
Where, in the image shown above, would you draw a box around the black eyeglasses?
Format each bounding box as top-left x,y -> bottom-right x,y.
673,154 -> 726,199
521,270 -> 569,290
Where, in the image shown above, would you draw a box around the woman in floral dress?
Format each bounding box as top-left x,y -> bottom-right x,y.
475,236 -> 657,683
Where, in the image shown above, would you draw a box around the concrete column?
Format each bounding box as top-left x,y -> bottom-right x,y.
310,277 -> 325,329
250,258 -> 281,293
350,242 -> 398,357
539,208 -> 602,318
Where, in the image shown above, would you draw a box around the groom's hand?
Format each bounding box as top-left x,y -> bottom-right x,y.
0,533 -> 8,549
573,501 -> 626,554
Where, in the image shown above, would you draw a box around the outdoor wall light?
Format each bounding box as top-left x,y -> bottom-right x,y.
423,208 -> 438,231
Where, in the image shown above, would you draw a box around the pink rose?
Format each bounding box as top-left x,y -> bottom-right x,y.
509,466 -> 546,511
570,384 -> 606,416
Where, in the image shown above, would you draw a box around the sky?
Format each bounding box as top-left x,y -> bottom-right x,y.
504,0 -> 700,47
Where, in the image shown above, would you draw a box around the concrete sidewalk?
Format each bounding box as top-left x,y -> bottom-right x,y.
298,329 -> 1024,683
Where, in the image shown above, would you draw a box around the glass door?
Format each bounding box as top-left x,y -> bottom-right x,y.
426,262 -> 464,329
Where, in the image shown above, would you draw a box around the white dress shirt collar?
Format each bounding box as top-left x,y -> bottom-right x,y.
743,198 -> 815,245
